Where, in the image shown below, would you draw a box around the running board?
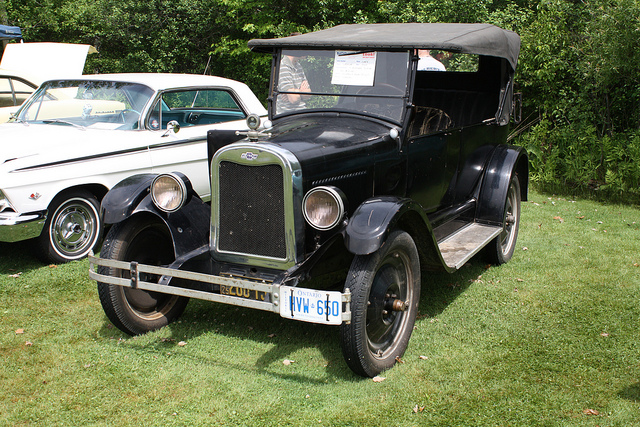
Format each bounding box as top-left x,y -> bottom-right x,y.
437,223 -> 502,269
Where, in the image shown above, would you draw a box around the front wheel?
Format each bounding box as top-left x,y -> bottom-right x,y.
97,215 -> 189,336
340,230 -> 421,377
36,190 -> 102,263
485,174 -> 521,265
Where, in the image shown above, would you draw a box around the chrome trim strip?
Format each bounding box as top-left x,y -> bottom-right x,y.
11,146 -> 150,172
11,137 -> 206,172
88,254 -> 351,323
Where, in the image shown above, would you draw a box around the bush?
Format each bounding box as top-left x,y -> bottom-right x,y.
520,121 -> 640,203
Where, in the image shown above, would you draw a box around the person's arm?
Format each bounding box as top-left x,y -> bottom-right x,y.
285,79 -> 310,103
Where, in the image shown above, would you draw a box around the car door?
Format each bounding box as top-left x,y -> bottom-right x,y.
147,88 -> 250,202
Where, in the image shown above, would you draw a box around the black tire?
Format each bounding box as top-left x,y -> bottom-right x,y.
97,215 -> 189,336
486,174 -> 521,265
340,230 -> 421,377
36,190 -> 102,263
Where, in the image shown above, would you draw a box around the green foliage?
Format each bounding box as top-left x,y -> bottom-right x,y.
3,0 -> 640,202
520,120 -> 640,202
515,0 -> 640,202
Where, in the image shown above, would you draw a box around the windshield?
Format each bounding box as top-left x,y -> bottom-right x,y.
274,49 -> 410,123
15,80 -> 154,130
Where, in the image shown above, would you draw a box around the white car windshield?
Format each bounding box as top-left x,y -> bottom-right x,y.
15,80 -> 154,130
274,49 -> 410,123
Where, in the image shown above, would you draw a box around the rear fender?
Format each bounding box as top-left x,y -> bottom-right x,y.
476,145 -> 528,225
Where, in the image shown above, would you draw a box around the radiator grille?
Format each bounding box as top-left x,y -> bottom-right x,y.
218,161 -> 286,259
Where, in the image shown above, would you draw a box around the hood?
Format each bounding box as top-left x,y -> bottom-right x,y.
0,43 -> 97,85
262,114 -> 397,189
267,114 -> 393,156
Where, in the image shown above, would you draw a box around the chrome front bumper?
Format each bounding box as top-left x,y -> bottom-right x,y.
0,210 -> 47,242
88,254 -> 352,325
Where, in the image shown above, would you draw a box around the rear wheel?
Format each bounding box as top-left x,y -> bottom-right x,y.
340,230 -> 421,377
486,174 -> 521,265
97,215 -> 189,335
36,190 -> 102,263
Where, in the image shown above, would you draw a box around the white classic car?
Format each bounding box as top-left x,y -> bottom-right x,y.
0,42 -> 97,122
0,73 -> 266,263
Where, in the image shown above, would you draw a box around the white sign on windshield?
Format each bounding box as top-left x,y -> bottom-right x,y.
331,51 -> 377,86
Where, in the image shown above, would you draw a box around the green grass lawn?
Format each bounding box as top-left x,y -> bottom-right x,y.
1,190 -> 639,426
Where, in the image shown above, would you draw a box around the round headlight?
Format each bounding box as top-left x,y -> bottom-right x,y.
151,173 -> 189,213
303,186 -> 346,231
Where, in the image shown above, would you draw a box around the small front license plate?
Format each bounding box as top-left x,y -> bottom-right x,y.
220,284 -> 266,302
279,286 -> 343,325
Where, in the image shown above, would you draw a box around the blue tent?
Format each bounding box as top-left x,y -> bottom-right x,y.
0,25 -> 22,40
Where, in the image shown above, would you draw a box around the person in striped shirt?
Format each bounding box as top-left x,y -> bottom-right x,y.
276,51 -> 311,114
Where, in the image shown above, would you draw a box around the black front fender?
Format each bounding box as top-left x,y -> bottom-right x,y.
344,197 -> 426,255
101,174 -> 210,260
344,196 -> 450,271
101,174 -> 156,225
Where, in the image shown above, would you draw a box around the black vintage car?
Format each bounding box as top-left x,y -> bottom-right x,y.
90,23 -> 528,377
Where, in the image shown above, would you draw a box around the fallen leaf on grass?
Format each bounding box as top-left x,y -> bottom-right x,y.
583,408 -> 600,416
25,341 -> 33,346
8,273 -> 21,278
283,359 -> 294,366
419,355 -> 429,360
600,332 -> 609,337
553,216 -> 564,223
177,341 -> 187,347
413,405 -> 425,413
15,329 -> 24,334
395,356 -> 404,364
372,376 -> 386,382
48,264 -> 57,269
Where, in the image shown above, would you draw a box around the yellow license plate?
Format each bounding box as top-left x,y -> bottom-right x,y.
220,284 -> 266,302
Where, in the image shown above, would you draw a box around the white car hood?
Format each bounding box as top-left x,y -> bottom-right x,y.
0,43 -> 96,85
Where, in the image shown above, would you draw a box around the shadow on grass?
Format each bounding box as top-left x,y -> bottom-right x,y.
418,261 -> 487,319
98,299 -> 356,382
96,260 -> 488,382
619,383 -> 640,402
0,239 -> 43,274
